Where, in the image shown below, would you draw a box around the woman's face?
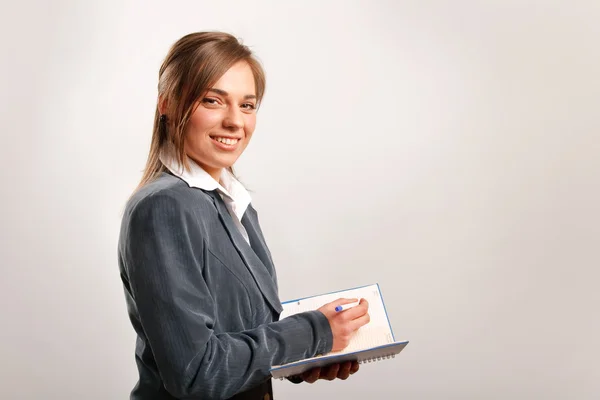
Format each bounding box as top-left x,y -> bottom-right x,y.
184,61 -> 257,180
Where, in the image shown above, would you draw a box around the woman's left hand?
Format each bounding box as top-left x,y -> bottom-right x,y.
299,361 -> 360,383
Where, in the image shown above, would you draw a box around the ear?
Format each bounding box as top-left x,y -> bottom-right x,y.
158,95 -> 168,115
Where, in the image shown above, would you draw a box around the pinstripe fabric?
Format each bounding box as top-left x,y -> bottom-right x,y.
118,172 -> 333,399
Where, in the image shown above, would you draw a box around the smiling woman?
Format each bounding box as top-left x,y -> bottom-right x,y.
136,32 -> 266,189
118,32 -> 370,400
177,62 -> 258,181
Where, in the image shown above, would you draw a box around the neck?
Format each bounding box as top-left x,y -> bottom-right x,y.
204,166 -> 223,183
186,155 -> 223,183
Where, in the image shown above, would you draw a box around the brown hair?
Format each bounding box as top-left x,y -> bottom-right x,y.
136,31 -> 266,191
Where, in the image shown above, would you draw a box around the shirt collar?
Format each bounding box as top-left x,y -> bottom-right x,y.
159,151 -> 251,220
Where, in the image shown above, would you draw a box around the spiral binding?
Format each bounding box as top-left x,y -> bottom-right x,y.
358,353 -> 395,364
276,354 -> 396,380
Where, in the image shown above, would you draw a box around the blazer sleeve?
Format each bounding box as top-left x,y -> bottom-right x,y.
121,192 -> 333,399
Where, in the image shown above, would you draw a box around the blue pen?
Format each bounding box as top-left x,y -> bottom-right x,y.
335,301 -> 360,312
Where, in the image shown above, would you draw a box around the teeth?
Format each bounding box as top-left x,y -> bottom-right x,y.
215,137 -> 238,145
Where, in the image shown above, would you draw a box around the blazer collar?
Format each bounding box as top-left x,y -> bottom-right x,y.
159,151 -> 251,222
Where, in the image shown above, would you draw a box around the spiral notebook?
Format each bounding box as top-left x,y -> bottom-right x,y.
270,283 -> 408,380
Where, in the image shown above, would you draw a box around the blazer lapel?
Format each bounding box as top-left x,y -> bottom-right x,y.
241,206 -> 277,280
208,191 -> 283,314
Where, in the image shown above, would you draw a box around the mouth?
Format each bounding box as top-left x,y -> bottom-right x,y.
210,136 -> 240,145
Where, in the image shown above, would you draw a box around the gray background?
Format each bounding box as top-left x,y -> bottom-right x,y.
1,0 -> 599,399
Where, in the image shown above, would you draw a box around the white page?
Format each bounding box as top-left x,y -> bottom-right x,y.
280,284 -> 394,357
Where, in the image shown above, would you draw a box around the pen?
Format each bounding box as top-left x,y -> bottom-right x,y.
335,301 -> 360,312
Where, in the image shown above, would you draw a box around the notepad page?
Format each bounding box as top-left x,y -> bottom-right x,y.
280,284 -> 394,356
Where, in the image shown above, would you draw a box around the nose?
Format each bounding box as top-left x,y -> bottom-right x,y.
223,106 -> 243,131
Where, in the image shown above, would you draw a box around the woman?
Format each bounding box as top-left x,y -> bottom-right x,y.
118,31 -> 370,400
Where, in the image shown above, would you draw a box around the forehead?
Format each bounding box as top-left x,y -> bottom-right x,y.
212,61 -> 256,95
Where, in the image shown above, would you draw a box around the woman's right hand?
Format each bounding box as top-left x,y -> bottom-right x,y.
317,298 -> 370,352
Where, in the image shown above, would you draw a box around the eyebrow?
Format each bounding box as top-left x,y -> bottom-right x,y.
208,88 -> 256,100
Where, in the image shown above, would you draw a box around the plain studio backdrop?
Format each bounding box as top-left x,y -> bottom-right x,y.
1,1 -> 599,399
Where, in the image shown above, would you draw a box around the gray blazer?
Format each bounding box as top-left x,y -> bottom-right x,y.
118,172 -> 333,399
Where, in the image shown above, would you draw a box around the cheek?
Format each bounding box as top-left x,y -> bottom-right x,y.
244,115 -> 257,137
183,127 -> 202,151
188,108 -> 221,135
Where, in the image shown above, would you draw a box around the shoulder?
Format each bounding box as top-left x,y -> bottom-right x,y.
123,173 -> 215,225
119,173 -> 217,255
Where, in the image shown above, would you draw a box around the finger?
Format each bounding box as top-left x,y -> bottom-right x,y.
337,361 -> 353,380
349,312 -> 371,331
328,298 -> 359,309
350,361 -> 360,374
340,298 -> 369,321
324,363 -> 340,381
302,367 -> 321,384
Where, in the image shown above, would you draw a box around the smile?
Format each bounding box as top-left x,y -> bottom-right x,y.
211,136 -> 239,145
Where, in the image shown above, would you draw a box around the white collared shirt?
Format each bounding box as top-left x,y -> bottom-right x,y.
159,153 -> 252,244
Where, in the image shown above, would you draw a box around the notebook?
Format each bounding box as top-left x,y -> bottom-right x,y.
270,283 -> 408,380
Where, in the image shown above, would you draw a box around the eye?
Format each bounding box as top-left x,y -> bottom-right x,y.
241,102 -> 256,110
202,98 -> 220,106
